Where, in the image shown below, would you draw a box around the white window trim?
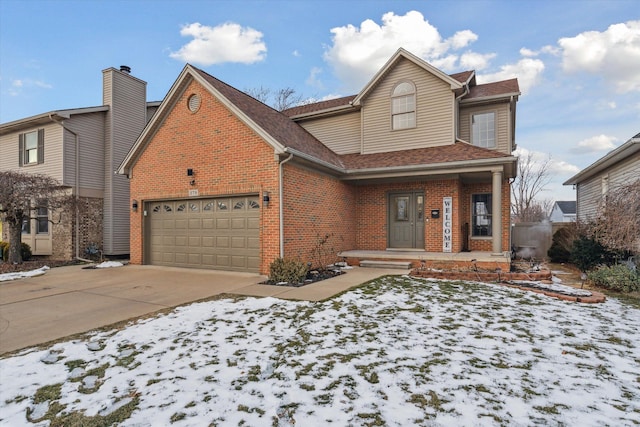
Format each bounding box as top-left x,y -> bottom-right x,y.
471,111 -> 497,149
391,80 -> 416,131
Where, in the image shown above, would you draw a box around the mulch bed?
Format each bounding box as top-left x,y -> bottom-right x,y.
0,259 -> 81,275
261,269 -> 344,287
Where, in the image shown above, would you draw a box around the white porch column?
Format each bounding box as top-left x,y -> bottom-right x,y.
492,169 -> 503,255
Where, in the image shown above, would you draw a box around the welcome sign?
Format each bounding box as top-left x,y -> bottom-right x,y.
443,197 -> 452,252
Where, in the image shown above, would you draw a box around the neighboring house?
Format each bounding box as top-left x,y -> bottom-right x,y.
0,66 -> 160,259
118,48 -> 520,274
549,201 -> 576,223
564,133 -> 640,221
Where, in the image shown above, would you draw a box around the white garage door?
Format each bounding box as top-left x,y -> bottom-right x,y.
146,196 -> 260,272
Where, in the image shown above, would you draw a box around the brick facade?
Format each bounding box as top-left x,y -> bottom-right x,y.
129,80 -> 281,274
282,165 -> 356,266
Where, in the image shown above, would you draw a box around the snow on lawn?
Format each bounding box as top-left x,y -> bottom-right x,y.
1,276 -> 639,426
0,266 -> 49,282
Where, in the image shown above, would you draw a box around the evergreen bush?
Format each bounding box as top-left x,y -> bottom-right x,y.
269,257 -> 308,284
588,264 -> 640,293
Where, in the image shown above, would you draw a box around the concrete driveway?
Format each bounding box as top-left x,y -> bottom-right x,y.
0,264 -> 407,355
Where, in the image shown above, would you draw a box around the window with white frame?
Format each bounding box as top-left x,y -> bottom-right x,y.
391,81 -> 416,130
19,129 -> 44,165
471,112 -> 495,148
472,194 -> 492,236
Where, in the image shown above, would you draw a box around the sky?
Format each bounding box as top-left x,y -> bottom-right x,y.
1,0 -> 638,202
1,274 -> 639,425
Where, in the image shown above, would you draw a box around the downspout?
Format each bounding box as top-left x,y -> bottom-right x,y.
454,82 -> 470,140
49,115 -> 93,263
278,152 -> 294,258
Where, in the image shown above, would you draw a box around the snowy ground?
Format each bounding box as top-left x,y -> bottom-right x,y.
1,276 -> 639,426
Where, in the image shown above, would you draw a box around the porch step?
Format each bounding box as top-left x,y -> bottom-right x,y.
359,260 -> 412,270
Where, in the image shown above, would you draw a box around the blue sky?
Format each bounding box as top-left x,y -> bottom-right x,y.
1,0 -> 638,202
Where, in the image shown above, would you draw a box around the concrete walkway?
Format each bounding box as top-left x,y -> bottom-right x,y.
0,264 -> 408,355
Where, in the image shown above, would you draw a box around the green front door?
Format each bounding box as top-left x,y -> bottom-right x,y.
388,192 -> 424,249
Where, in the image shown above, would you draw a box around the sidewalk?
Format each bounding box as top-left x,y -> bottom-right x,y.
0,264 -> 408,355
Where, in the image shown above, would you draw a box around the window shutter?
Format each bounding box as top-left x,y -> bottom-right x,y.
37,129 -> 45,164
19,133 -> 24,166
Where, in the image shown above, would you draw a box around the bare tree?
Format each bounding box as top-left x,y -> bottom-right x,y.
0,171 -> 70,263
588,178 -> 640,254
244,86 -> 309,111
511,152 -> 553,222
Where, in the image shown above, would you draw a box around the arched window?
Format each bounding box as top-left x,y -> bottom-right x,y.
391,81 -> 416,130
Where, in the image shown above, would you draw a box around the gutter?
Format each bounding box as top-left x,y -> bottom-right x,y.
48,115 -> 92,263
278,153 -> 294,258
454,82 -> 470,140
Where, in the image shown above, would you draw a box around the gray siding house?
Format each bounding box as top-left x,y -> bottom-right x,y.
549,201 -> 576,223
0,66 -> 159,259
564,132 -> 640,221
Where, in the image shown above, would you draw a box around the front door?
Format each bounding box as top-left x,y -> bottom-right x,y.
388,192 -> 424,249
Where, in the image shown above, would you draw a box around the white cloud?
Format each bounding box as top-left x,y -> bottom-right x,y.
459,52 -> 496,71
170,22 -> 266,66
12,79 -> 23,87
306,67 -> 323,89
323,11 -> 487,90
558,20 -> 640,93
8,78 -> 52,96
514,147 -> 580,176
476,58 -> 545,94
292,50 -> 300,57
569,134 -> 618,154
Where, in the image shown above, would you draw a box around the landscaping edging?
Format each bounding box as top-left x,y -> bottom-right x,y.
410,268 -> 607,303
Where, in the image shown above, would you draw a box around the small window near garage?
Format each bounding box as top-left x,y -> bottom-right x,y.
36,201 -> 49,234
234,201 -> 245,210
249,200 -> 260,209
187,94 -> 201,113
391,81 -> 416,130
217,201 -> 228,210
189,203 -> 199,212
471,112 -> 496,148
204,202 -> 214,211
472,194 -> 492,236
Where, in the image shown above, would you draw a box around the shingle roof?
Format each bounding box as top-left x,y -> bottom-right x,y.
191,66 -> 513,176
282,95 -> 357,117
555,201 -> 576,214
341,142 -> 511,171
193,66 -> 344,169
465,79 -> 520,100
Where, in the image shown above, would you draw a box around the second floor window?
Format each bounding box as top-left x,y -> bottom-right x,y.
471,112 -> 495,148
391,81 -> 416,130
19,129 -> 44,166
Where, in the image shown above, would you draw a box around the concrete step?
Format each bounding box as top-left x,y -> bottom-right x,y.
359,260 -> 412,269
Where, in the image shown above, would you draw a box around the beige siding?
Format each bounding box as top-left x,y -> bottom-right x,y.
146,105 -> 159,123
576,178 -> 601,221
103,68 -> 147,254
0,123 -> 64,179
361,57 -> 455,154
608,154 -> 639,187
459,102 -> 511,154
298,111 -> 361,154
576,155 -> 640,221
62,112 -> 106,192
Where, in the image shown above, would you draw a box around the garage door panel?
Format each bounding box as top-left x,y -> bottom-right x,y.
216,218 -> 230,229
146,196 -> 260,272
216,255 -> 230,267
231,237 -> 246,248
248,237 -> 259,249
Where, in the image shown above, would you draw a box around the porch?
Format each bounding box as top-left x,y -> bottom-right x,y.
338,249 -> 511,271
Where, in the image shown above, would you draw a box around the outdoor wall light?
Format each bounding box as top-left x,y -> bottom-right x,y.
132,200 -> 138,212
263,192 -> 270,206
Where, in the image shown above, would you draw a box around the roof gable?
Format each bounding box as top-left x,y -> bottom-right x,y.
554,201 -> 576,214
118,65 -> 344,176
352,48 -> 464,106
